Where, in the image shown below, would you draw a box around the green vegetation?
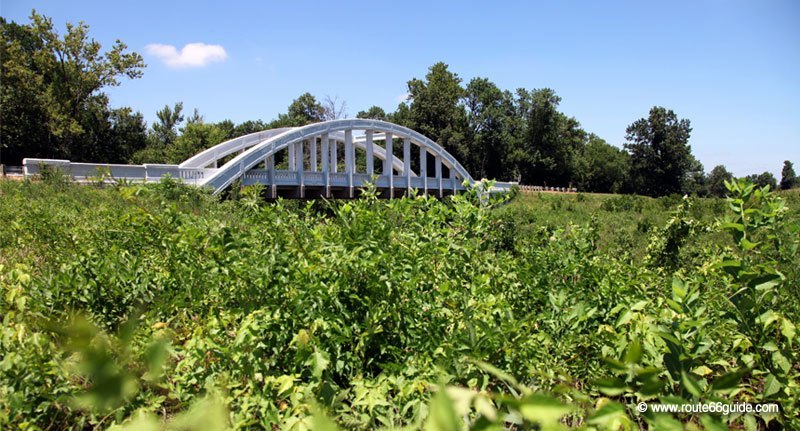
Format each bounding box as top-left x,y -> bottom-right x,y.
1,178 -> 798,430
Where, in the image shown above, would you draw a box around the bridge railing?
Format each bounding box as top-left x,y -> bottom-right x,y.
517,185 -> 578,193
23,158 -> 510,196
23,159 -> 215,184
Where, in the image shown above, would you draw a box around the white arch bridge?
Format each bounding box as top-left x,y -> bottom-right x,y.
23,119 -> 515,198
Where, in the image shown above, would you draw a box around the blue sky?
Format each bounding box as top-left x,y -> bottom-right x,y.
2,0 -> 798,177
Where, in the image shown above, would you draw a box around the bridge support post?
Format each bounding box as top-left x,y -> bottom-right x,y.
419,146 -> 428,196
288,142 -> 296,172
450,165 -> 457,194
309,136 -> 317,172
345,129 -> 354,198
366,130 -> 374,176
321,133 -> 330,198
267,155 -> 275,198
384,132 -> 393,198
403,138 -> 411,196
296,140 -> 305,198
435,155 -> 442,198
330,139 -> 337,173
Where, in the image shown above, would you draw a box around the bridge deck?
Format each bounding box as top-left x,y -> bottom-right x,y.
20,160 -> 510,198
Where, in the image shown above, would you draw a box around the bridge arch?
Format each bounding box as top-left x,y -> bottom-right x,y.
198,119 -> 474,195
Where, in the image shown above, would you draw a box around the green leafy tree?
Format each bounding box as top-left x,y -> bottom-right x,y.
151,102 -> 184,147
746,171 -> 777,190
387,102 -> 412,128
705,164 -> 734,197
463,78 -> 515,180
262,92 -> 325,128
573,134 -> 629,193
683,155 -> 706,196
512,88 -> 585,186
406,62 -> 467,162
231,120 -> 267,137
624,106 -> 693,196
168,121 -> 229,164
780,160 -> 796,190
287,93 -> 325,125
94,107 -> 148,163
130,102 -> 185,163
0,11 -> 145,164
131,106 -> 234,164
356,106 -> 387,121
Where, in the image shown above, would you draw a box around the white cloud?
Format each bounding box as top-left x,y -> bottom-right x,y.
396,93 -> 410,103
145,42 -> 228,68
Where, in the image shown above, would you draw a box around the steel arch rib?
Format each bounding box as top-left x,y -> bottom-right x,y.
198,119 -> 474,194
180,127 -> 296,168
180,127 -> 406,173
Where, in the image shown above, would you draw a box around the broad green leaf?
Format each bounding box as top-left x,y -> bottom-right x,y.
651,414 -> 683,431
720,222 -> 743,232
771,351 -> 791,374
587,401 -> 628,428
625,340 -> 643,364
700,414 -> 729,431
711,369 -> 747,392
602,357 -> 627,371
617,310 -> 633,327
424,390 -> 460,431
740,238 -> 759,251
743,414 -> 757,431
666,299 -> 683,313
671,277 -> 686,299
444,386 -> 474,417
517,393 -> 573,426
781,318 -> 796,346
472,360 -> 519,388
763,373 -> 781,398
310,405 -> 340,431
681,371 -> 703,397
594,377 -> 628,396
307,349 -> 330,378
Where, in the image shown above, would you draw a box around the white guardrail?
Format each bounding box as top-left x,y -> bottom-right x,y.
22,159 -> 213,184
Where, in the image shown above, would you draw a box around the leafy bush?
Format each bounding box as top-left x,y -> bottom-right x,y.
0,178 -> 797,429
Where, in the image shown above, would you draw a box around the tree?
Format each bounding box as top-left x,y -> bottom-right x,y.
387,102 -> 412,128
706,165 -> 734,197
356,106 -> 387,121
512,88 -> 585,185
0,11 -> 145,164
152,102 -> 184,147
573,134 -> 629,193
624,106 -> 693,196
286,92 -> 324,125
746,171 -> 777,190
95,107 -> 148,163
406,62 -> 467,162
683,155 -> 706,196
780,160 -> 796,190
131,106 -> 236,164
264,93 -> 325,128
322,95 -> 347,121
230,120 -> 267,138
463,78 -> 514,180
168,121 -> 228,164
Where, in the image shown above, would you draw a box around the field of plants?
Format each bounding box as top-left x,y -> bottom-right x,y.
1,177 -> 798,430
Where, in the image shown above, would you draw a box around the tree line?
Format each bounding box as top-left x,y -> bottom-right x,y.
2,12 -> 796,196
